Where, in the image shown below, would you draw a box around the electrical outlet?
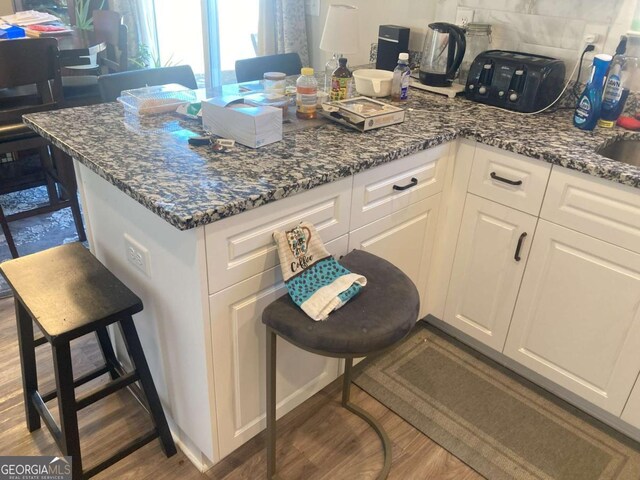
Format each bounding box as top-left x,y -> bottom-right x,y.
305,0 -> 319,17
455,7 -> 475,27
583,24 -> 609,54
124,233 -> 151,277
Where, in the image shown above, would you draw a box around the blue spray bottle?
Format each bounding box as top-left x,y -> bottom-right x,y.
574,54 -> 612,130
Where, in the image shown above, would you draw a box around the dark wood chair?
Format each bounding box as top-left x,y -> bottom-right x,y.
0,37 -> 86,258
234,52 -> 303,83
97,65 -> 198,102
62,10 -> 128,107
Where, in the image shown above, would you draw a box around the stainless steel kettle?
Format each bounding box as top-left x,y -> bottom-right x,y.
419,22 -> 466,87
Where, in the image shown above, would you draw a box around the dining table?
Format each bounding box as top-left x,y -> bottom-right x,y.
0,25 -> 105,66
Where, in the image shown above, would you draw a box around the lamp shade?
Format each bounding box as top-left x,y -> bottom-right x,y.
319,4 -> 359,54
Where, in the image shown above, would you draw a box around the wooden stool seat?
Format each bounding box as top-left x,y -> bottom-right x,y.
1,243 -> 142,343
0,243 -> 176,479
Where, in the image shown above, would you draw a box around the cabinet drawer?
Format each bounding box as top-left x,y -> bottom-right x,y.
541,166 -> 640,254
205,177 -> 352,294
350,144 -> 448,230
468,145 -> 551,216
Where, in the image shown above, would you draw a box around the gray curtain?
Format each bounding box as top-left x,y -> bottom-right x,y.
109,0 -> 157,59
258,0 -> 309,66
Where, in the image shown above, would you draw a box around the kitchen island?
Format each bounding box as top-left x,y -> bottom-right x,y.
24,89 -> 640,469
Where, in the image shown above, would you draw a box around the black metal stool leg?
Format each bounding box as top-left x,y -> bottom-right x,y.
341,358 -> 392,480
52,342 -> 83,479
15,300 -> 40,431
95,327 -> 118,380
118,317 -> 176,457
266,328 -> 277,480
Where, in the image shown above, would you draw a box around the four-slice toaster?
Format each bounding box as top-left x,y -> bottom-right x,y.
465,50 -> 566,113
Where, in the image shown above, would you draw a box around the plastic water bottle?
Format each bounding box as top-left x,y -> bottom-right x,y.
574,54 -> 612,131
296,68 -> 318,119
391,53 -> 410,101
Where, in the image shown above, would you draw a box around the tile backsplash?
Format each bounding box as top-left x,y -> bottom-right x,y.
435,0 -> 638,78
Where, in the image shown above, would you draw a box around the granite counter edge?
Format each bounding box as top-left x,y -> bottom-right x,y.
23,117 -> 640,232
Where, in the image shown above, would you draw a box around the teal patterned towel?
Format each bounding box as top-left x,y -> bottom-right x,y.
273,222 -> 367,321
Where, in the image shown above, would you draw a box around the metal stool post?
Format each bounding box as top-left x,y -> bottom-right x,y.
266,330 -> 392,480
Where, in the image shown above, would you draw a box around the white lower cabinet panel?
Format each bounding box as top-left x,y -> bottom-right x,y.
210,235 -> 349,459
622,377 -> 640,429
443,194 -> 537,351
347,195 -> 441,317
504,220 -> 640,416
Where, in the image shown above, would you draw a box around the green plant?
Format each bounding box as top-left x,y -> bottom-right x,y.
75,0 -> 105,31
129,43 -> 181,70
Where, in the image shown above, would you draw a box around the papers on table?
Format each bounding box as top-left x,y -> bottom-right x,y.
1,10 -> 60,26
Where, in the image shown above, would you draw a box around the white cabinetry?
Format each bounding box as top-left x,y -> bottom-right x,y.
210,235 -> 348,458
348,195 -> 441,317
467,145 -> 551,216
443,194 -> 537,350
208,145 -> 449,459
350,144 -> 447,230
503,220 -> 640,416
622,377 -> 640,429
441,144 -> 547,351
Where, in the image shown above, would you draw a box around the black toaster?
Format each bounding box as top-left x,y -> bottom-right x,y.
465,50 -> 566,113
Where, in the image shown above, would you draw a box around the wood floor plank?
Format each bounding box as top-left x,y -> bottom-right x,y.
0,295 -> 482,479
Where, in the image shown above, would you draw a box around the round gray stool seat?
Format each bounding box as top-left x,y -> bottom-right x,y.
262,249 -> 419,357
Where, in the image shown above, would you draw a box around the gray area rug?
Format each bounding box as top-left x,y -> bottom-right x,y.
353,322 -> 640,480
0,186 -> 81,297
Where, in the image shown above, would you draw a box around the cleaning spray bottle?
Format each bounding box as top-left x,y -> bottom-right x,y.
598,36 -> 629,127
573,54 -> 612,130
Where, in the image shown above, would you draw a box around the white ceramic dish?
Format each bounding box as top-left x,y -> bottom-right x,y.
352,69 -> 393,97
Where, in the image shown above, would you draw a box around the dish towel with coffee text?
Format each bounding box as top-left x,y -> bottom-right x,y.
273,222 -> 367,321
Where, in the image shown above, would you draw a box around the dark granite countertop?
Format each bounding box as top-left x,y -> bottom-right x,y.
24,89 -> 640,231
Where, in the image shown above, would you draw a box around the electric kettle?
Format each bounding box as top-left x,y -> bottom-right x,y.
419,22 -> 466,87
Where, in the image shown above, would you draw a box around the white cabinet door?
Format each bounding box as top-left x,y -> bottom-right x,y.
443,194 -> 537,351
348,195 -> 441,318
210,235 -> 348,459
622,376 -> 640,429
504,220 -> 640,416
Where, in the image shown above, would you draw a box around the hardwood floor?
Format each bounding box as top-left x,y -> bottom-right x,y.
0,295 -> 483,479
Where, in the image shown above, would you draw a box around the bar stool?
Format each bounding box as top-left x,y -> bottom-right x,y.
0,243 -> 176,479
262,250 -> 420,479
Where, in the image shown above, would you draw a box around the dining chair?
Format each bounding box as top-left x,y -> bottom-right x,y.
234,53 -> 303,83
98,65 -> 199,102
0,38 -> 86,258
62,10 -> 128,107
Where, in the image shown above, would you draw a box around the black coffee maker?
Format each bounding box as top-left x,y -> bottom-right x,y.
419,22 -> 466,87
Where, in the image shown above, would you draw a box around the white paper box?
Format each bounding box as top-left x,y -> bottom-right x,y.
202,96 -> 282,148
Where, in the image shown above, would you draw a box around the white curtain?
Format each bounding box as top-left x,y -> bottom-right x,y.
109,0 -> 158,59
257,0 -> 309,66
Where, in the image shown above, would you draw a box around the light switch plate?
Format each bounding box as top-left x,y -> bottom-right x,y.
305,0 -> 319,17
456,7 -> 475,26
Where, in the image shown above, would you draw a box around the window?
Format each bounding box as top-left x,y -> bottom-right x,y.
151,0 -> 260,88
